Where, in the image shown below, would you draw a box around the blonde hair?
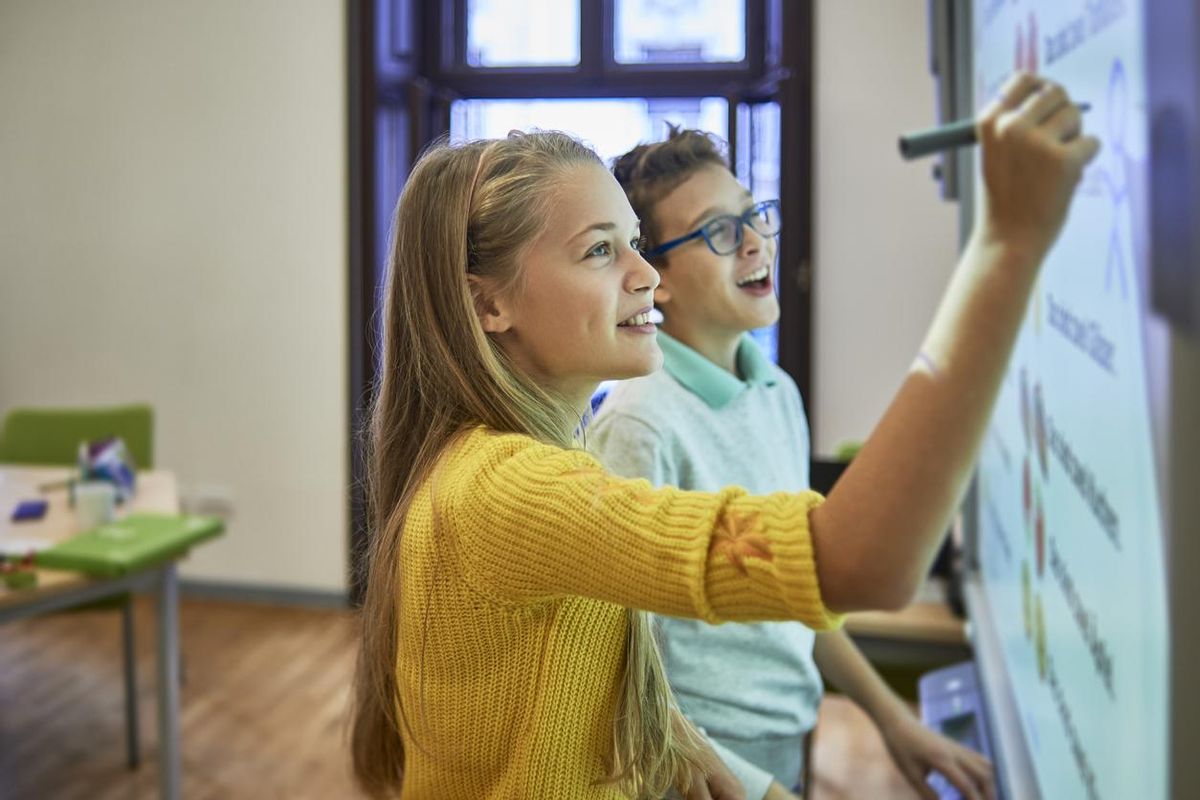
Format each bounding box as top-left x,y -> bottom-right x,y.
351,131 -> 702,798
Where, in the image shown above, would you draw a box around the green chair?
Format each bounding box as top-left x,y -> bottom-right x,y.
0,405 -> 153,469
0,403 -> 154,770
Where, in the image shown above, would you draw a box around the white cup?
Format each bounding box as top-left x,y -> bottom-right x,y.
75,480 -> 117,530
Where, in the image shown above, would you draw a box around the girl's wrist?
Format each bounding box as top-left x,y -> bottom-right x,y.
967,221 -> 1047,276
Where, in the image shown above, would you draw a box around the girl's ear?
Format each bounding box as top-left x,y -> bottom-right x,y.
468,274 -> 514,334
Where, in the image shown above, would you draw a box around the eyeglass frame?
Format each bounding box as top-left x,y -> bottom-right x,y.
644,199 -> 781,259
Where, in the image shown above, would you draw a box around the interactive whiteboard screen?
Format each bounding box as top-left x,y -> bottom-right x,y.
971,1 -> 1168,798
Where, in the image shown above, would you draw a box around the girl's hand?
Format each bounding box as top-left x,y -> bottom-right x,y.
975,72 -> 1101,265
763,780 -> 801,800
678,738 -> 746,800
878,708 -> 995,800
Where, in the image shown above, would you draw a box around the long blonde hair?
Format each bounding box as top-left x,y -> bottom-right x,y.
351,131 -> 702,798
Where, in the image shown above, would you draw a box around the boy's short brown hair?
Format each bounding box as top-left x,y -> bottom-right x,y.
611,126 -> 731,264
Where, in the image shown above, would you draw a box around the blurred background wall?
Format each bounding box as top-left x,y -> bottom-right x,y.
0,0 -> 349,595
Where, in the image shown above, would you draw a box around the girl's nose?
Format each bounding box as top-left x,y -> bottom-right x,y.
627,250 -> 660,294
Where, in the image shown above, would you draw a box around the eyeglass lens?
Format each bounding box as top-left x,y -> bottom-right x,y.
703,202 -> 781,255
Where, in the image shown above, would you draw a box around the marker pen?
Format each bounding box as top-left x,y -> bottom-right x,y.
899,103 -> 1091,160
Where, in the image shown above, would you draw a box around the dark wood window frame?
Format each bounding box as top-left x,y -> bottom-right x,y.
347,0 -> 814,602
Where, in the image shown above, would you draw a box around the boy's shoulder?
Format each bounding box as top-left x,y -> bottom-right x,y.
593,369 -> 702,432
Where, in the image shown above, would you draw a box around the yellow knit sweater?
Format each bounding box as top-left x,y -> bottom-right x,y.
395,427 -> 843,798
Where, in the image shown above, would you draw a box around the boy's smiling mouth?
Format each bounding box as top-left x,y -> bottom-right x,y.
736,265 -> 773,295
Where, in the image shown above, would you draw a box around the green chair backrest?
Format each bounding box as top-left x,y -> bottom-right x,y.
0,405 -> 154,469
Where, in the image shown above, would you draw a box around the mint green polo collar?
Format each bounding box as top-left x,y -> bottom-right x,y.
657,330 -> 777,409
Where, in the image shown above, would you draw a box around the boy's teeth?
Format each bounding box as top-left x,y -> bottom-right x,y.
737,266 -> 770,287
619,312 -> 651,327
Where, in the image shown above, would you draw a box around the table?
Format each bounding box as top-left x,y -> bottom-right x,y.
840,577 -> 971,709
846,575 -> 967,644
0,466 -> 186,800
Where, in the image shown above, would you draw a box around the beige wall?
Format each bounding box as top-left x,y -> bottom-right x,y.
0,1 -> 348,593
812,0 -> 962,456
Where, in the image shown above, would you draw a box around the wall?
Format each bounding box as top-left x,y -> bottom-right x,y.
0,0 -> 348,594
812,0 -> 962,456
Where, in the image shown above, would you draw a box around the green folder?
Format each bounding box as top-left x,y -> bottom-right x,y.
35,513 -> 224,577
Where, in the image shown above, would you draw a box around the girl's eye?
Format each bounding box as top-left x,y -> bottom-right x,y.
587,241 -> 612,258
631,235 -> 647,253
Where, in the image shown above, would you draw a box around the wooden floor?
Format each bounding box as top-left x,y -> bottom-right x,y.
0,597 -> 360,800
0,597 -> 918,799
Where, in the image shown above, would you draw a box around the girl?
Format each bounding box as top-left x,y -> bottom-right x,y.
351,73 -> 1097,799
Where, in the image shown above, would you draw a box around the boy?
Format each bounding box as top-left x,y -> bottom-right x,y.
591,128 -> 993,800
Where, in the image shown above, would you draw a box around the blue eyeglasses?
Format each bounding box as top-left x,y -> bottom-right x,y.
646,199 -> 781,258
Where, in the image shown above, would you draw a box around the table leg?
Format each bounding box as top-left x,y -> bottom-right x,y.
156,563 -> 181,800
123,597 -> 141,769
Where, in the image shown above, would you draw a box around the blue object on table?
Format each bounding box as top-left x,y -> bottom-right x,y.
78,437 -> 137,503
11,499 -> 48,522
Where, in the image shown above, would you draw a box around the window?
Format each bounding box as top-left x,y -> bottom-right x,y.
451,97 -> 728,163
466,0 -> 580,66
350,0 -> 813,599
736,101 -> 781,362
614,0 -> 746,65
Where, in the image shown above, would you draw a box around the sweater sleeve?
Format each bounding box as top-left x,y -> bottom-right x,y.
442,431 -> 843,631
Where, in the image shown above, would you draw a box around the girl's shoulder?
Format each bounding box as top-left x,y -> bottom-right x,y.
452,424 -> 569,455
443,426 -> 599,486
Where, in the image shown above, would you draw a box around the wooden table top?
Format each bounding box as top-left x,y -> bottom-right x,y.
0,465 -> 178,610
845,602 -> 967,646
844,577 -> 968,646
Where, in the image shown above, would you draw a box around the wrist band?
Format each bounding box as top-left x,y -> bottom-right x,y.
916,350 -> 941,377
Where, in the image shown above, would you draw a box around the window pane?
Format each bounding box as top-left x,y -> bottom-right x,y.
737,102 -> 782,363
467,0 -> 580,67
614,0 -> 745,65
450,97 -> 728,164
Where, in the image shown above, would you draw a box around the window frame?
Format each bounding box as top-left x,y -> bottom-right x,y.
426,0 -> 767,96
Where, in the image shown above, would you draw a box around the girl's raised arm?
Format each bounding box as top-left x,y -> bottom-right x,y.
810,74 -> 1100,613
437,430 -> 843,630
